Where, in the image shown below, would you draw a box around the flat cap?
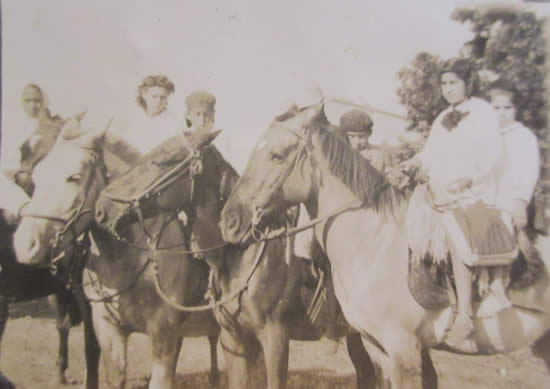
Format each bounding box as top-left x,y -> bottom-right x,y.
185,90 -> 216,113
339,109 -> 374,134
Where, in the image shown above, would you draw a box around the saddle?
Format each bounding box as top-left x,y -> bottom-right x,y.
406,185 -> 540,311
449,200 -> 518,267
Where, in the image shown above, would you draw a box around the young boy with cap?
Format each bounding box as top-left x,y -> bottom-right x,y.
185,90 -> 216,134
339,109 -> 391,173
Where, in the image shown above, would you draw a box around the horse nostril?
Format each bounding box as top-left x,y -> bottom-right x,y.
225,212 -> 240,233
95,207 -> 105,223
28,238 -> 40,258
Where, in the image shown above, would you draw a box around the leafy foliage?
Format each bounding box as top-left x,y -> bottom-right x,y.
397,7 -> 547,138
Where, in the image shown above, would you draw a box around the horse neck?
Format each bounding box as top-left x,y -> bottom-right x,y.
304,154 -> 360,220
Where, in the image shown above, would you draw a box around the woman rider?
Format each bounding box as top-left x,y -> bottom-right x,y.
394,58 -> 505,348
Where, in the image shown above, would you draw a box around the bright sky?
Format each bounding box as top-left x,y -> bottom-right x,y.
2,0 -> 544,171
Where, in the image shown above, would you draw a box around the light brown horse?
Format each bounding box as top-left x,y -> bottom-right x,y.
92,129 -> 410,389
13,120 -> 220,389
220,103 -> 550,388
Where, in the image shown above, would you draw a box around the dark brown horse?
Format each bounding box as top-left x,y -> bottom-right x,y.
94,129 -> 379,389
13,119 -> 220,389
0,113 -> 100,387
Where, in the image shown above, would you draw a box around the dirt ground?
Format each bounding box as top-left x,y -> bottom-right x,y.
1,298 -> 549,389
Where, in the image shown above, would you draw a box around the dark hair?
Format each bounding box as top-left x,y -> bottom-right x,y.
440,57 -> 479,98
487,78 -> 520,107
136,75 -> 175,110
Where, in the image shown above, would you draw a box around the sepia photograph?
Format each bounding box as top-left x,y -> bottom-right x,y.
1,0 -> 549,388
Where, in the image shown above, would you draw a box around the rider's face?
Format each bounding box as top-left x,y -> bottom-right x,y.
187,108 -> 214,132
142,86 -> 170,117
491,93 -> 516,128
22,87 -> 44,118
441,72 -> 467,106
347,132 -> 370,151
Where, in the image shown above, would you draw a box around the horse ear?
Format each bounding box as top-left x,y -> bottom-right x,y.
60,117 -> 86,140
79,120 -> 111,149
75,110 -> 87,122
300,103 -> 325,135
187,129 -> 222,151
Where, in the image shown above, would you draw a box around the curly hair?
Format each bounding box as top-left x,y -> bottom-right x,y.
136,75 -> 175,110
439,57 -> 479,99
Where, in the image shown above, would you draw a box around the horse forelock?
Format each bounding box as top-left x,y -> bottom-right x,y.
315,128 -> 399,213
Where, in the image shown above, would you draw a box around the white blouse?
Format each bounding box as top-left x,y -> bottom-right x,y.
118,108 -> 184,156
495,121 -> 540,213
418,97 -> 503,206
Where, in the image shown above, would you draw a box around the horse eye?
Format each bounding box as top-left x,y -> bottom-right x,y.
271,152 -> 285,163
67,174 -> 82,183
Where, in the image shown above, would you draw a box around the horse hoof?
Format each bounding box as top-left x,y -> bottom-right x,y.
58,373 -> 79,386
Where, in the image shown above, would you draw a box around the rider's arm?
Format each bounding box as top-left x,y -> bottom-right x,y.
509,128 -> 540,205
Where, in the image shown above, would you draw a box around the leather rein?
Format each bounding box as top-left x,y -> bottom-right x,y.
18,147 -> 105,271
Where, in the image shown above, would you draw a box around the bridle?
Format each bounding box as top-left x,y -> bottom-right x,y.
250,122 -> 363,242
250,124 -> 312,240
100,146 -> 204,243
18,147 -> 106,270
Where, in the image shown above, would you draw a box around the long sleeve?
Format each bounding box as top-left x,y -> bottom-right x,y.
513,131 -> 540,202
461,103 -> 502,183
498,123 -> 540,209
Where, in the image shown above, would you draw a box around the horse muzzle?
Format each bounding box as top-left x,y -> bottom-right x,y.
13,219 -> 53,266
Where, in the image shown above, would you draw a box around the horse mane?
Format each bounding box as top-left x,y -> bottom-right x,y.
202,146 -> 240,205
103,133 -> 142,166
316,126 -> 398,212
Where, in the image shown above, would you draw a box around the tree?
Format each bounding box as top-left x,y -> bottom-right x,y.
396,6 -> 549,230
397,7 -> 546,137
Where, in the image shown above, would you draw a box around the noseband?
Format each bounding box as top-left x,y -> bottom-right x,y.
251,124 -> 311,239
19,147 -> 106,268
249,123 -> 363,242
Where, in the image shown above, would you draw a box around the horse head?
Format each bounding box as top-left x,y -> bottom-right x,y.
220,103 -> 328,245
15,111 -> 69,195
95,129 -> 224,238
13,115 -> 110,266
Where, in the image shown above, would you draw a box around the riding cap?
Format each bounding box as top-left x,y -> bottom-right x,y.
185,90 -> 216,113
339,109 -> 374,135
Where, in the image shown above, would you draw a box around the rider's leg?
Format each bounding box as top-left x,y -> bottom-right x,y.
443,214 -> 475,345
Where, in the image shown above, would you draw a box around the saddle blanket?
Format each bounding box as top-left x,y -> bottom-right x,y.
407,185 -> 517,267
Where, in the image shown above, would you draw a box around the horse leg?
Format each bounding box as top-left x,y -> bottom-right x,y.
75,289 -> 100,389
49,293 -> 72,385
207,334 -> 220,389
420,349 -> 438,389
0,295 -> 10,360
532,329 -> 550,371
345,333 -> 376,389
259,322 -> 289,389
148,333 -> 183,389
91,304 -> 128,389
220,330 -> 259,389
360,334 -> 425,389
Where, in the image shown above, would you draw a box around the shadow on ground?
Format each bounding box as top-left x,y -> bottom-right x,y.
130,369 -> 357,389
